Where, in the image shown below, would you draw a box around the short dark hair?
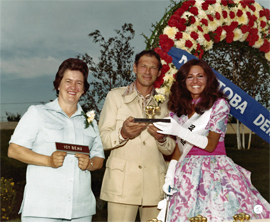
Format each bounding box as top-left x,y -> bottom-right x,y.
134,50 -> 162,71
53,58 -> 89,96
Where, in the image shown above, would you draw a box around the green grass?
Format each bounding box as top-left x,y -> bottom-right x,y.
1,130 -> 269,221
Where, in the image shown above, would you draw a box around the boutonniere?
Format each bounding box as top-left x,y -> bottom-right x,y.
154,94 -> 165,106
81,110 -> 95,129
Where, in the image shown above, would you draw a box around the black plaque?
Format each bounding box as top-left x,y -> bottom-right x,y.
134,118 -> 171,123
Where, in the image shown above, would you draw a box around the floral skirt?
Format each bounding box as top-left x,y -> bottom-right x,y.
166,155 -> 270,222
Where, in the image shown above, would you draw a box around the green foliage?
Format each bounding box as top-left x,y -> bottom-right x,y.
0,177 -> 16,221
5,112 -> 21,122
79,23 -> 136,119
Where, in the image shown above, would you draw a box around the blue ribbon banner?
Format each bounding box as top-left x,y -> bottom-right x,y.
167,47 -> 270,143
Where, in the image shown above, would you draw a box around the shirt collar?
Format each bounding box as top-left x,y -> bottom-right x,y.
44,98 -> 83,117
122,81 -> 157,97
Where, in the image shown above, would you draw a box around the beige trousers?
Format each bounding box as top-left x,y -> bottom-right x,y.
108,202 -> 160,222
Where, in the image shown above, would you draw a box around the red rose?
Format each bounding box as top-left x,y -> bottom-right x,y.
215,26 -> 223,35
215,12 -> 221,20
226,32 -> 234,43
163,53 -> 173,64
204,34 -> 211,41
239,1 -> 246,8
189,7 -> 199,16
237,10 -> 243,17
246,11 -> 251,19
175,32 -> 183,40
191,31 -> 199,40
168,18 -> 179,27
259,39 -> 270,53
207,14 -> 214,21
221,0 -> 228,6
154,47 -> 163,55
181,1 -> 191,11
260,21 -> 267,28
246,28 -> 259,45
170,14 -> 180,20
197,26 -> 203,32
189,16 -> 196,24
208,0 -> 216,4
251,15 -> 257,21
213,34 -> 221,43
154,73 -> 165,88
259,10 -> 265,18
248,4 -> 256,12
248,20 -> 254,28
159,34 -> 174,52
229,11 -> 235,19
174,8 -> 185,17
201,18 -> 208,26
231,21 -> 238,30
265,9 -> 270,19
161,64 -> 170,74
185,40 -> 193,48
202,2 -> 209,10
176,23 -> 187,32
222,11 -> 228,19
189,0 -> 196,5
241,25 -> 250,33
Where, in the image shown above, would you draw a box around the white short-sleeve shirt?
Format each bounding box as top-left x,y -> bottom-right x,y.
9,98 -> 105,219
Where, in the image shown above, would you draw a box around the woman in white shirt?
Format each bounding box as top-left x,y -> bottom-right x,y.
8,58 -> 105,222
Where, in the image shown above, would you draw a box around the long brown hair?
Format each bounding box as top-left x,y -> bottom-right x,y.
168,59 -> 227,117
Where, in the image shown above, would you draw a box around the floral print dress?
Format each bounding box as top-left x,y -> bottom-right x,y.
166,98 -> 270,222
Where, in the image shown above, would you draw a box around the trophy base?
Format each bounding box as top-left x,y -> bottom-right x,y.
134,118 -> 171,123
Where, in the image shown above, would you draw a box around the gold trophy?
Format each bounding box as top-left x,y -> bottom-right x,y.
145,105 -> 160,119
233,212 -> 250,222
134,105 -> 170,123
189,215 -> 207,222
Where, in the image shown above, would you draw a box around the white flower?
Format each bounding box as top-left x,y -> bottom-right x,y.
163,26 -> 178,40
82,110 -> 95,129
154,94 -> 166,105
253,38 -> 264,48
86,110 -> 95,123
238,13 -> 249,25
233,28 -> 243,41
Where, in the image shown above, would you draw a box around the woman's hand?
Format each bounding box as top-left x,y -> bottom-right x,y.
75,153 -> 90,171
49,151 -> 67,168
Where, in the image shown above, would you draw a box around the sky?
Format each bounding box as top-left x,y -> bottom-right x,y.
1,0 -> 270,121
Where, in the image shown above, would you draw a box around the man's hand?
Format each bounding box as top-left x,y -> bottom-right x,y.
75,153 -> 90,171
49,151 -> 67,168
147,123 -> 167,142
121,116 -> 147,139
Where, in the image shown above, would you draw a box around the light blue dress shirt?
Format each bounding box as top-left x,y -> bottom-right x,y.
9,98 -> 105,219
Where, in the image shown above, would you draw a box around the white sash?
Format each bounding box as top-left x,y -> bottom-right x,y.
175,107 -> 213,162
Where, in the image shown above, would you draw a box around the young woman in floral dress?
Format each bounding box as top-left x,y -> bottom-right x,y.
154,59 -> 270,222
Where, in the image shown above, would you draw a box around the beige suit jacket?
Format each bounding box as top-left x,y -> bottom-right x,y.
98,86 -> 175,206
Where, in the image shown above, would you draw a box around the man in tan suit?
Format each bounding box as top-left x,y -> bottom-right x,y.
99,49 -> 176,222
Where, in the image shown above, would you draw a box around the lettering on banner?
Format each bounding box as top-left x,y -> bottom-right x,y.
253,114 -> 270,135
181,124 -> 196,146
218,80 -> 247,114
178,55 -> 188,64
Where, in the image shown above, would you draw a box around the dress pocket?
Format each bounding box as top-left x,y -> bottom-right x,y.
43,123 -> 64,142
102,156 -> 126,195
